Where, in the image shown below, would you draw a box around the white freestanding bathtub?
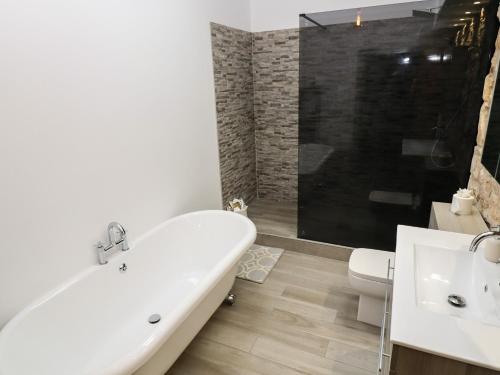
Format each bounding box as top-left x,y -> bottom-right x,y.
0,210 -> 256,375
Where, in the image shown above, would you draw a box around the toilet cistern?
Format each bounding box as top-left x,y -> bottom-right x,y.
96,222 -> 130,265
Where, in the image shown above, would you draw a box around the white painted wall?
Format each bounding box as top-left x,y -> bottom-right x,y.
0,0 -> 250,327
250,0 -> 427,32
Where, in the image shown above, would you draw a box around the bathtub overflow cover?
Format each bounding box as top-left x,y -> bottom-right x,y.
148,314 -> 161,324
447,294 -> 466,308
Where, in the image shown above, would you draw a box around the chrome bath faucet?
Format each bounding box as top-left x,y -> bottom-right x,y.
107,222 -> 130,252
96,222 -> 130,265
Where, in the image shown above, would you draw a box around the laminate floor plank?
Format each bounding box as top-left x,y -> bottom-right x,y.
270,267 -> 357,296
251,336 -> 373,375
175,338 -> 307,375
278,251 -> 349,274
281,285 -> 359,319
197,319 -> 259,352
229,278 -> 339,323
326,339 -> 379,372
213,304 -> 331,357
167,352 -> 256,375
166,250 -> 379,375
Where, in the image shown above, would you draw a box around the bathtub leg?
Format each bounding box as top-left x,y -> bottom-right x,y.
224,293 -> 236,306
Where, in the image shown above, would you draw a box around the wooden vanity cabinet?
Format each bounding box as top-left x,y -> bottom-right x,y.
389,344 -> 500,375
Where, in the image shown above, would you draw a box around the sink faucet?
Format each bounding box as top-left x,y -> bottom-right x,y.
469,226 -> 500,252
96,222 -> 130,265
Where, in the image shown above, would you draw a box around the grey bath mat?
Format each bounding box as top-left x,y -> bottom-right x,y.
236,244 -> 284,284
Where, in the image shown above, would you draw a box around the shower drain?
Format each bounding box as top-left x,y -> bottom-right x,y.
447,294 -> 466,308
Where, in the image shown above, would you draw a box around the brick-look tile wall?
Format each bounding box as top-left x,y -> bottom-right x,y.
253,29 -> 300,202
211,23 -> 257,205
469,17 -> 500,226
211,24 -> 299,203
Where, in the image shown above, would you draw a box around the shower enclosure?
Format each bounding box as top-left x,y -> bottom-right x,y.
298,0 -> 499,250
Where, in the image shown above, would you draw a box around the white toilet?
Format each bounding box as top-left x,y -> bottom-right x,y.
348,248 -> 395,327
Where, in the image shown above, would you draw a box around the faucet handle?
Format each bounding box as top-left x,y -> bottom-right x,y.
95,241 -> 108,265
95,240 -> 113,252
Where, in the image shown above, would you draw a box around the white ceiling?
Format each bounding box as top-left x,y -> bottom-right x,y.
249,0 -> 432,31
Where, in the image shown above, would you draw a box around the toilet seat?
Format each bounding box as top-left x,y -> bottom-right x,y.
348,248 -> 395,284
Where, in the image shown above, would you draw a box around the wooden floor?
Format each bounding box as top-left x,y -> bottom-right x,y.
248,199 -> 298,238
166,251 -> 379,375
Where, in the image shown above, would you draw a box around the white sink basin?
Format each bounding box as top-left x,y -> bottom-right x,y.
392,226 -> 500,371
414,244 -> 500,327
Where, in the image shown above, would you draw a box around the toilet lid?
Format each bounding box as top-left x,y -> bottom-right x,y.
349,248 -> 395,284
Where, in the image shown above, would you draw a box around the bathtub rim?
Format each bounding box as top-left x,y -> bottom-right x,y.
0,209 -> 256,375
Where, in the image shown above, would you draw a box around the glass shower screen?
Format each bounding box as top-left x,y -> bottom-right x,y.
298,0 -> 499,250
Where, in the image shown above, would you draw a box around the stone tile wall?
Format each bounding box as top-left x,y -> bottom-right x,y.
469,17 -> 500,226
253,29 -> 300,201
211,23 -> 257,205
211,24 -> 299,203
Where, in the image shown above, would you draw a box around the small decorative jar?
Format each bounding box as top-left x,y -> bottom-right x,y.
450,188 -> 474,216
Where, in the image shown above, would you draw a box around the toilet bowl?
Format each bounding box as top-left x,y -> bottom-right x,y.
348,248 -> 395,327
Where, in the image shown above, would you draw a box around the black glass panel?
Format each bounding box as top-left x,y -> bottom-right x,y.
298,0 -> 499,250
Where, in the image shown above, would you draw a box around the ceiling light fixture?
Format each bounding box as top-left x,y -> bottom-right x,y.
465,11 -> 471,14
355,9 -> 362,27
